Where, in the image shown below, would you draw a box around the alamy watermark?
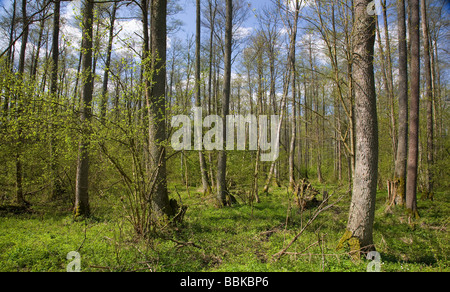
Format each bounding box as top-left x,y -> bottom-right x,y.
366,251 -> 382,272
66,251 -> 81,272
171,107 -> 280,162
367,0 -> 382,16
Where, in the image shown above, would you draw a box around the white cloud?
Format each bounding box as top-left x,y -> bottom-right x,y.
299,32 -> 328,65
235,27 -> 252,40
113,19 -> 172,60
60,0 -> 82,53
113,19 -> 143,59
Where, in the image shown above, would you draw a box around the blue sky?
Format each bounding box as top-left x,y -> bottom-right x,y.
176,0 -> 274,38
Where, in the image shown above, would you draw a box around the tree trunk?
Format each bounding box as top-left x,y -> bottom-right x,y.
394,0 -> 408,206
2,0 -> 15,118
30,11 -> 46,82
100,1 -> 117,119
375,10 -> 396,170
147,0 -> 173,217
288,0 -> 300,192
50,0 -> 61,199
195,0 -> 212,196
15,0 -> 29,206
216,0 -> 232,206
344,0 -> 378,254
74,0 -> 94,218
382,0 -> 397,165
421,0 -> 434,200
406,0 -> 420,218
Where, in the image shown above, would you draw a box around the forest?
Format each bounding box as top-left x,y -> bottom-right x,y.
0,0 -> 448,272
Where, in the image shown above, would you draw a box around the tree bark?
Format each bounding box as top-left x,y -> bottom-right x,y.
288,0 -> 300,192
406,0 -> 420,218
2,0 -> 16,118
15,0 -> 29,206
195,0 -> 212,196
216,0 -> 232,206
394,0 -> 408,206
148,0 -> 173,217
382,0 -> 397,164
344,0 -> 378,253
50,0 -> 61,199
100,1 -> 118,119
421,0 -> 434,200
74,0 -> 95,218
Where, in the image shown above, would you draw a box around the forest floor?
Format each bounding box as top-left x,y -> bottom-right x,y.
0,182 -> 448,272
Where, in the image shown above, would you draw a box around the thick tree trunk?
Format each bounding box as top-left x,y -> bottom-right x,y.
148,0 -> 173,217
74,0 -> 95,218
344,0 -> 378,253
406,0 -> 420,218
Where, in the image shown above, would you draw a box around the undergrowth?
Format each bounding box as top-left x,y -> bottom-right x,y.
0,183 -> 448,272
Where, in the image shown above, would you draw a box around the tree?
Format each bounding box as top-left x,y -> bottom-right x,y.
340,0 -> 378,254
149,0 -> 173,217
421,0 -> 434,200
50,0 -> 61,199
141,0 -> 172,219
74,0 -> 95,218
406,0 -> 420,218
15,0 -> 29,206
100,1 -> 118,119
394,0 -> 408,206
195,0 -> 212,196
288,0 -> 300,191
216,0 -> 232,206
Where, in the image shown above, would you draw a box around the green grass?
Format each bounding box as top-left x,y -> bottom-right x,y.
0,183 -> 448,272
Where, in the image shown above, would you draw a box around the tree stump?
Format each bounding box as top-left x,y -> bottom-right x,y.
293,179 -> 321,211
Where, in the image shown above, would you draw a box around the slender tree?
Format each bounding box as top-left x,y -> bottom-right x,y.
50,0 -> 61,199
216,0 -> 232,206
195,0 -> 212,196
74,0 -> 95,218
2,0 -> 16,118
421,0 -> 434,200
394,0 -> 408,206
100,1 -> 118,119
406,0 -> 420,218
15,0 -> 29,206
288,0 -> 300,191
